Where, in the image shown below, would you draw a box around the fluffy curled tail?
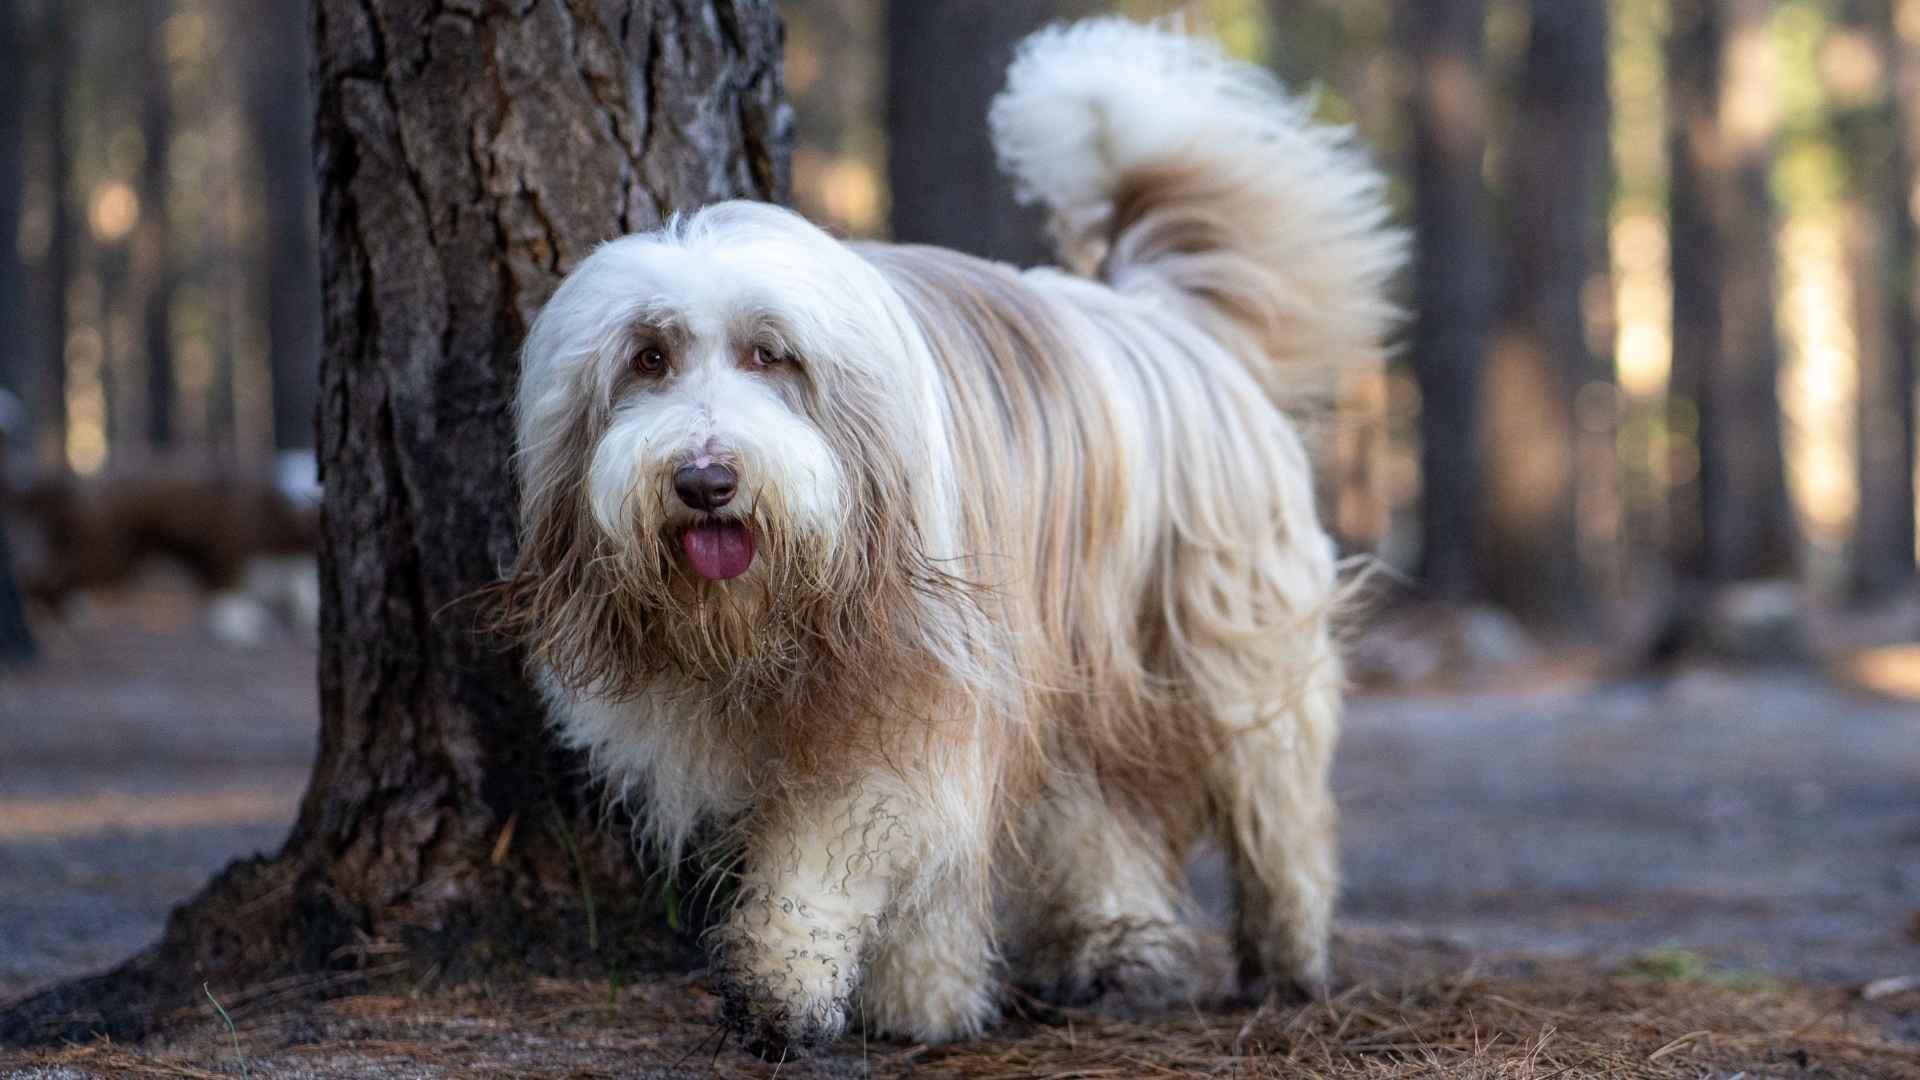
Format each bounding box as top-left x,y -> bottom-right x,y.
989,18 -> 1405,411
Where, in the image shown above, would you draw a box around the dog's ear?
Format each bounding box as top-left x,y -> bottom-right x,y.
491,408 -> 602,663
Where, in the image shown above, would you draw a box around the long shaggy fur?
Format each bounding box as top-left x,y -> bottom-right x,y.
502,17 -> 1404,1054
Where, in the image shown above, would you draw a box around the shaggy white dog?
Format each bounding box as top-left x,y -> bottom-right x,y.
505,18 -> 1402,1054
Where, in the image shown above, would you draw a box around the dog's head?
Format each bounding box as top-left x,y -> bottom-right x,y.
507,202 -> 958,697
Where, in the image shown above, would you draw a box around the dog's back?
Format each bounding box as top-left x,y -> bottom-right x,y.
863,239 -> 1329,753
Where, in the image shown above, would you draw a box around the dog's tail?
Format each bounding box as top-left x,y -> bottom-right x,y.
990,18 -> 1404,411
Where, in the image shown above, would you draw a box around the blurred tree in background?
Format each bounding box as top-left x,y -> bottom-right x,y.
36,0 -> 72,466
1480,0 -> 1610,627
0,0 -> 318,478
1668,0 -> 1795,597
1,0 -> 28,449
886,0 -> 1060,265
0,0 -> 1916,654
135,0 -> 174,449
0,0 -> 31,663
1401,0 -> 1496,605
243,1 -> 319,453
0,0 -> 1917,1048
1833,0 -> 1919,599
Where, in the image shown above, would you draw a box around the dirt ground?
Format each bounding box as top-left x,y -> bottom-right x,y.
1,590 -> 1917,1076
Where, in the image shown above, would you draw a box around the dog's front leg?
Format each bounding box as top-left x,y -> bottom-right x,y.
712,787 -> 910,1056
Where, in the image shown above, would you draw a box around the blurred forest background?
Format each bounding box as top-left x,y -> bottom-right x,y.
1,0 -> 1917,663
6,7 -> 1920,1070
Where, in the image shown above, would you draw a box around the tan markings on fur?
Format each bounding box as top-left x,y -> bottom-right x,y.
861,244 -> 1338,808
1103,160 -> 1397,432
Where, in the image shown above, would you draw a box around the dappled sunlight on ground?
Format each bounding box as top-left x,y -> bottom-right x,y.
1840,643 -> 1920,701
0,786 -> 302,840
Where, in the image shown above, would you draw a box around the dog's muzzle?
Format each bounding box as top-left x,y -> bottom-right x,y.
672,459 -> 755,579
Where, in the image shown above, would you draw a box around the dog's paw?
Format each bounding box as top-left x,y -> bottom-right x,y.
718,976 -> 849,1060
1018,918 -> 1208,1011
709,915 -> 859,1058
1233,934 -> 1330,1006
859,947 -> 998,1044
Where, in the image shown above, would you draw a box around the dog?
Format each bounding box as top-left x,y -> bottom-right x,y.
505,18 -> 1402,1053
7,459 -> 318,621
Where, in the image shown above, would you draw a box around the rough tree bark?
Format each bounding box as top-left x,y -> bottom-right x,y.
1666,0 -> 1793,587
1840,0 -> 1918,602
1402,0 -> 1494,602
136,0 -> 175,449
248,2 -> 324,452
0,0 -> 790,1045
885,0 -> 1056,265
1478,0 -> 1609,625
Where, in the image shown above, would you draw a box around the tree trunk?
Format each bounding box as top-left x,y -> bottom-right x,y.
205,209 -> 235,455
0,526 -> 31,666
100,246 -> 131,461
1478,0 -> 1609,625
248,2 -> 323,453
1666,0 -> 1793,586
0,0 -> 26,450
0,0 -> 790,1046
1843,0 -> 1918,602
137,0 -> 174,449
1402,0 -> 1494,602
1266,1 -> 1402,558
885,0 -> 1055,265
0,0 -> 32,665
40,1 -> 71,467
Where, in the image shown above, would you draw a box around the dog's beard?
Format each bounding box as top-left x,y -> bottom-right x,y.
510,488 -> 835,698
502,458 -> 971,747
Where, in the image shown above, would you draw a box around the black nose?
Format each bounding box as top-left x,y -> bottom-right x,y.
673,461 -> 737,511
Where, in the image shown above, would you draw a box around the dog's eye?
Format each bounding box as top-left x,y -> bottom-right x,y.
633,347 -> 667,375
752,346 -> 785,369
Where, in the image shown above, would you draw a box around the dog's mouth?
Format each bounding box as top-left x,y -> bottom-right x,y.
680,520 -> 756,580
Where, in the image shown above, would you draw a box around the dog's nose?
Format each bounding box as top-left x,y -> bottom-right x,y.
673,461 -> 737,511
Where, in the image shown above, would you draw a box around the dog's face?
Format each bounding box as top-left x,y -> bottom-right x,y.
510,203 -> 952,694
557,250 -> 846,589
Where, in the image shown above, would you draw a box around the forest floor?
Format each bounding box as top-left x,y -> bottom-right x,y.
1,587 -> 1917,1077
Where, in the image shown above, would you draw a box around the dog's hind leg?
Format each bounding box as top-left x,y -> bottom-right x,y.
1205,653 -> 1340,1000
1008,775 -> 1209,1011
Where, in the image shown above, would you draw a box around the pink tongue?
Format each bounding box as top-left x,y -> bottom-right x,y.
680,521 -> 756,580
